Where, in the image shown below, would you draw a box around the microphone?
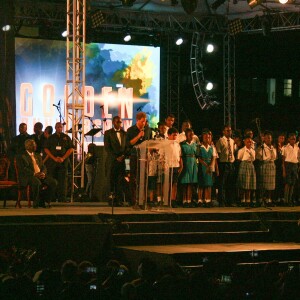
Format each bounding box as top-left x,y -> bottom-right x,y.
53,104 -> 59,108
58,100 -> 61,106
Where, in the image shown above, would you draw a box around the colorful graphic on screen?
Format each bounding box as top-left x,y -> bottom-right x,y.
15,38 -> 160,144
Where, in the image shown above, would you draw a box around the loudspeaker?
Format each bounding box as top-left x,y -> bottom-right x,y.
92,146 -> 110,202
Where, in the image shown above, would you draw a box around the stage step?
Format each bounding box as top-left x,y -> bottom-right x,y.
113,230 -> 271,246
122,220 -> 263,234
117,242 -> 300,268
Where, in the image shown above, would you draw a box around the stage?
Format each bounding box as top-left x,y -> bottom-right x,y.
1,201 -> 300,271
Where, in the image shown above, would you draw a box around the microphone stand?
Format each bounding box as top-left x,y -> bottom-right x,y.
53,100 -> 66,125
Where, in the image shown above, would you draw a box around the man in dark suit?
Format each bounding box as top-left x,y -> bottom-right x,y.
104,116 -> 127,205
17,139 -> 57,208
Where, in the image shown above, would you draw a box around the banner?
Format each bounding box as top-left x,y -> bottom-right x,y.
15,38 -> 160,144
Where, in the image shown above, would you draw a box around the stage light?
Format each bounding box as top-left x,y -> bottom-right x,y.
206,43 -> 215,53
123,33 -> 131,42
61,30 -> 68,37
175,37 -> 183,45
211,0 -> 226,10
181,0 -> 197,14
121,0 -> 136,7
91,10 -> 105,28
206,82 -> 214,91
247,0 -> 263,9
279,0 -> 288,3
228,19 -> 243,36
2,25 -> 11,32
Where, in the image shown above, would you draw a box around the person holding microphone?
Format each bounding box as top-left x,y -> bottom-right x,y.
126,112 -> 151,208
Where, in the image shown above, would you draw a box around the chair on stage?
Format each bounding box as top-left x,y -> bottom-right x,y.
14,158 -> 31,208
0,155 -> 18,208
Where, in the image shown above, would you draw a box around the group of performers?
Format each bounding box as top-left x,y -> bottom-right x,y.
103,112 -> 300,209
4,111 -> 300,209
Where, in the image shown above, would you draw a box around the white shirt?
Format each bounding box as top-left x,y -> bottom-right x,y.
165,141 -> 181,168
216,136 -> 235,163
282,143 -> 300,163
114,128 -> 121,144
256,143 -> 277,161
237,146 -> 255,162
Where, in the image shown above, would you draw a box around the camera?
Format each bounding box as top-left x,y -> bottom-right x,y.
220,275 -> 232,284
86,267 -> 97,274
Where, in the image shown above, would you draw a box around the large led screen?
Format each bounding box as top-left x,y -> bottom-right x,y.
15,38 -> 160,144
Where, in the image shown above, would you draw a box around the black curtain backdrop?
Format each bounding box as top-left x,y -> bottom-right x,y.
0,0 -> 16,149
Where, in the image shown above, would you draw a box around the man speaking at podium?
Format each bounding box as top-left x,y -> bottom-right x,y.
104,116 -> 127,206
126,112 -> 152,208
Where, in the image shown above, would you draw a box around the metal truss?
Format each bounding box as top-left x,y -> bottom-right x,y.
66,0 -> 86,201
166,35 -> 181,126
223,33 -> 236,129
241,11 -> 300,33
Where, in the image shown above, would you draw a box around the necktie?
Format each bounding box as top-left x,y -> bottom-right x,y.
30,153 -> 40,174
227,138 -> 233,162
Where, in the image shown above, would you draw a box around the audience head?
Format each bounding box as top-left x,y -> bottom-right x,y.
113,116 -> 122,130
25,139 -> 37,153
44,126 -> 53,138
167,127 -> 178,140
202,128 -> 211,144
136,112 -> 147,129
244,136 -> 252,149
165,114 -> 175,128
33,122 -> 43,135
61,260 -> 78,283
19,123 -> 27,135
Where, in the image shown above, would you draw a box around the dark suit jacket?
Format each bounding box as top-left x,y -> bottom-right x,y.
17,152 -> 47,187
104,128 -> 127,160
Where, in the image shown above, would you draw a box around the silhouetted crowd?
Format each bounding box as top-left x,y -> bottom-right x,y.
0,247 -> 300,299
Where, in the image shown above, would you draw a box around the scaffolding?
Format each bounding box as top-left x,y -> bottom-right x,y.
166,35 -> 181,126
66,0 -> 86,201
223,33 -> 236,129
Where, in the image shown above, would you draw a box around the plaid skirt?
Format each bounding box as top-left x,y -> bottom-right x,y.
238,161 -> 256,190
258,161 -> 276,190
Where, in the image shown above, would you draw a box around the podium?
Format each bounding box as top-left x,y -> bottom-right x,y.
136,139 -> 180,209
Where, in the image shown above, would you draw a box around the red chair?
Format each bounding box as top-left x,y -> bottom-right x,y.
14,158 -> 31,208
0,155 -> 18,208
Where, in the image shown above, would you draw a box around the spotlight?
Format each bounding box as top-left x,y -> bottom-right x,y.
121,0 -> 136,7
2,25 -> 11,32
61,30 -> 68,37
206,43 -> 215,53
228,19 -> 243,36
181,0 -> 197,14
206,82 -> 214,91
279,0 -> 288,3
91,10 -> 105,28
211,0 -> 226,10
247,0 -> 263,9
123,34 -> 131,42
175,37 -> 183,46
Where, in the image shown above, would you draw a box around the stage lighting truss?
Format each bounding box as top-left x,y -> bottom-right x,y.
121,0 -> 136,7
190,32 -> 219,110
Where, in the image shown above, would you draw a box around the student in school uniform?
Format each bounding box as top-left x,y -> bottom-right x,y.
180,128 -> 198,208
166,127 -> 183,208
256,131 -> 277,206
274,133 -> 286,205
197,129 -> 217,207
237,136 -> 256,207
282,133 -> 300,206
